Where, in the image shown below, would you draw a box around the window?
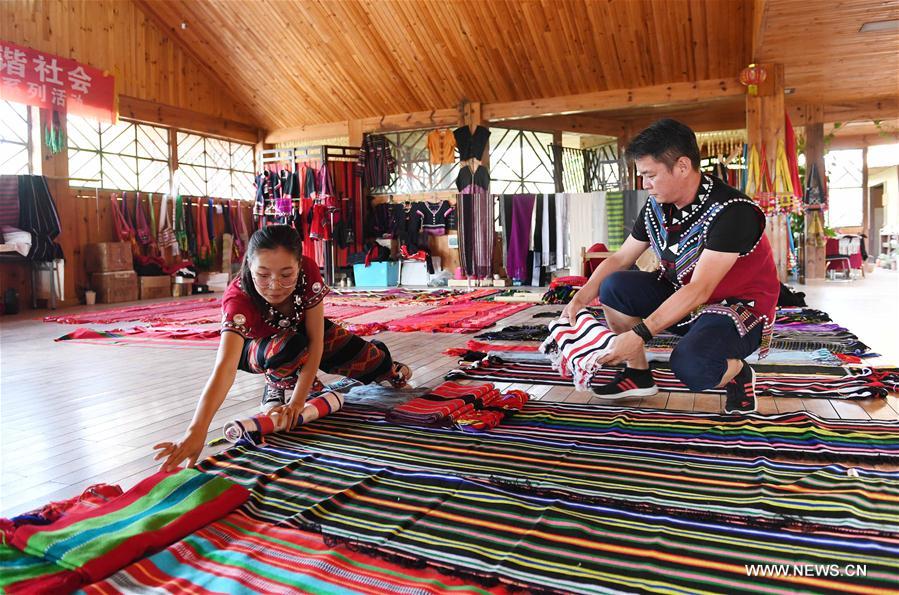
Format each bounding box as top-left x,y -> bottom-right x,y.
176,132 -> 255,199
0,100 -> 34,175
67,115 -> 170,191
825,149 -> 863,228
373,130 -> 458,194
489,128 -> 555,194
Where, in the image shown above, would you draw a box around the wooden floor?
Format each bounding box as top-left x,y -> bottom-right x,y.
2,269 -> 897,516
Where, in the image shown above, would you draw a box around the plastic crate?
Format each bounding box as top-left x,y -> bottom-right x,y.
352,261 -> 399,287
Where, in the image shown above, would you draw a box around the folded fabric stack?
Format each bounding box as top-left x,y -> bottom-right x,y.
0,469 -> 248,593
223,391 -> 344,443
539,309 -> 616,390
387,381 -> 528,431
454,389 -> 529,432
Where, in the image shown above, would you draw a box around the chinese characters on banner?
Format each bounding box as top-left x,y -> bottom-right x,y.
0,40 -> 116,123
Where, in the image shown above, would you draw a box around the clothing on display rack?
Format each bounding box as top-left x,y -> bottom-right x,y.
427,128 -> 457,164
567,191 -> 608,277
456,188 -> 494,279
504,194 -> 535,282
453,125 -> 490,162
455,163 -> 490,192
355,134 -> 396,189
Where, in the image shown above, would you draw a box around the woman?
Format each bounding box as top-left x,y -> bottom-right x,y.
154,225 -> 410,471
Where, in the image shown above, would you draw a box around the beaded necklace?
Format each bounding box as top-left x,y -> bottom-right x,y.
260,267 -> 309,333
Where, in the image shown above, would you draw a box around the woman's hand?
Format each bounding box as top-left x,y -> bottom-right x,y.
271,396 -> 307,431
153,430 -> 206,473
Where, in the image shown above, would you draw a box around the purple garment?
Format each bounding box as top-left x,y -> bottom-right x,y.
507,194 -> 535,281
0,175 -> 19,228
775,323 -> 847,332
457,187 -> 494,278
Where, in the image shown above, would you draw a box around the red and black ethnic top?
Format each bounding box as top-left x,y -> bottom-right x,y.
632,174 -> 780,356
221,256 -> 329,339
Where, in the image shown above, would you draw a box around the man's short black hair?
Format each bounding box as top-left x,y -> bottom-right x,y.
625,119 -> 701,171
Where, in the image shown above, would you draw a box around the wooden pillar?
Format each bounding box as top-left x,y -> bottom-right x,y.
618,124 -> 634,190
40,108 -> 80,307
803,121 -> 827,280
348,119 -> 363,147
861,146 -> 869,246
745,63 -> 789,282
552,131 -> 564,192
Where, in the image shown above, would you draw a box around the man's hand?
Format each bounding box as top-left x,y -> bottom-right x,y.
598,330 -> 646,366
561,296 -> 587,321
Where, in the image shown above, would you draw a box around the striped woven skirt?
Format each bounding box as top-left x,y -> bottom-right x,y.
239,319 -> 394,389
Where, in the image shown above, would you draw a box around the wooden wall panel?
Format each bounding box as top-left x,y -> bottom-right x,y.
0,0 -> 257,126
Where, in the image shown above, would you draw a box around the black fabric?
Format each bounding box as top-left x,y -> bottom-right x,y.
705,202 -> 764,253
533,195 -> 543,254
17,175 -> 63,262
547,194 -> 557,264
453,125 -> 490,161
455,164 -> 490,191
777,283 -> 807,307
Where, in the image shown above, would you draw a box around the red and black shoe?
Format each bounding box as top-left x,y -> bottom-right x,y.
592,367 -> 658,399
724,361 -> 757,414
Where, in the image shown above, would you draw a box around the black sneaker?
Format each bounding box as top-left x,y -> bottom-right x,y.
260,385 -> 286,413
724,362 -> 757,414
592,367 -> 658,399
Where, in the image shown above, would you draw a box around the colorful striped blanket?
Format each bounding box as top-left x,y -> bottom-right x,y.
447,356 -> 899,399
197,441 -> 899,594
83,512 -> 506,595
2,469 -> 248,590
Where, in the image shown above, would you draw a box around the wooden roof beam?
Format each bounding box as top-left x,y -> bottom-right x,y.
119,96 -> 262,144
750,0 -> 769,60
495,115 -> 629,138
481,78 -> 743,122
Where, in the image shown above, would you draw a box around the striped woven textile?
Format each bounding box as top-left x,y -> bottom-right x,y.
234,406 -> 899,537
46,300 -> 383,327
539,309 -> 617,390
222,392 -> 345,443
447,356 -> 899,399
44,298 -> 222,325
83,513 -> 503,595
9,469 -> 248,584
198,445 -> 899,594
384,302 -> 532,333
0,543 -> 82,594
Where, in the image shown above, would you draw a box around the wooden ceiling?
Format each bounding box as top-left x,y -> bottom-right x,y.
136,0 -> 897,133
754,0 -> 899,106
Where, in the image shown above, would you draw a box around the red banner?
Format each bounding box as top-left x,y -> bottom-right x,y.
0,41 -> 116,123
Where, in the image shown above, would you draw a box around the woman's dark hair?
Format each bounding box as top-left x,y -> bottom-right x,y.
240,224 -> 303,310
625,119 -> 701,171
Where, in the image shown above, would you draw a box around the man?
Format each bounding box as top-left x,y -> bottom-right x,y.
563,119 -> 779,414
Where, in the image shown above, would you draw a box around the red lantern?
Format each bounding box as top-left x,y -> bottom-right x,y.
740,64 -> 767,96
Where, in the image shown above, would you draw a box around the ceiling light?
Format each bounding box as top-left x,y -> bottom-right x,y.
784,87 -> 796,95
859,19 -> 899,33
180,21 -> 188,30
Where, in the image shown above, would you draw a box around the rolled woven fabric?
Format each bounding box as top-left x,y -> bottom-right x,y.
222,392 -> 345,443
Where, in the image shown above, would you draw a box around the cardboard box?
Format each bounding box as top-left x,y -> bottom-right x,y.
172,280 -> 194,297
84,242 -> 132,273
91,271 -> 138,303
139,276 -> 172,300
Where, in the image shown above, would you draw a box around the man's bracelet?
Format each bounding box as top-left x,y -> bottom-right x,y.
631,321 -> 654,343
